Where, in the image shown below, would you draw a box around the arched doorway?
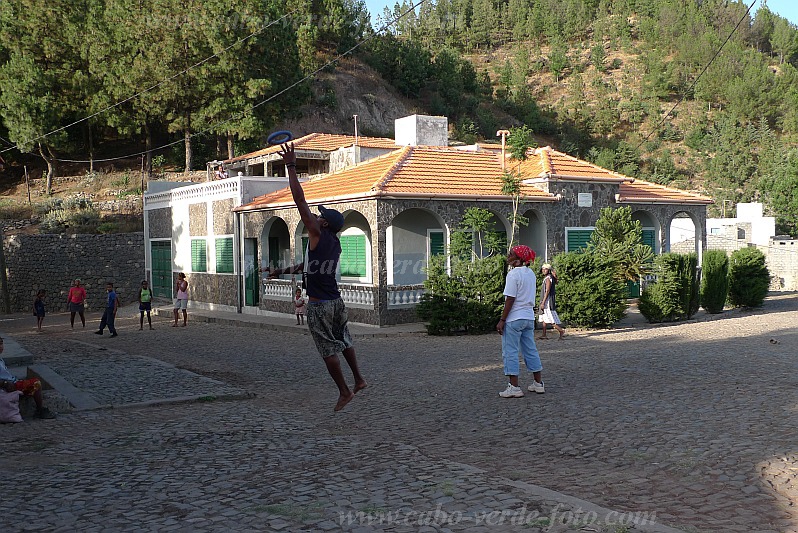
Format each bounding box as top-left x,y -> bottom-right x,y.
668,211 -> 703,262
518,208 -> 547,261
388,208 -> 447,285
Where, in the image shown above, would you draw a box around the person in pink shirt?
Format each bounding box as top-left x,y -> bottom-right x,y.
66,279 -> 87,328
173,273 -> 188,327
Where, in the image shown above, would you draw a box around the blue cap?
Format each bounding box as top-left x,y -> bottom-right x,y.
318,206 -> 345,233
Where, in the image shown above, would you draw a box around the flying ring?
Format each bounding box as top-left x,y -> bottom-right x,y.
267,130 -> 293,145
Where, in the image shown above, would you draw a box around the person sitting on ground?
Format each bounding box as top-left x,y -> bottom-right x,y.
0,337 -> 56,420
538,263 -> 565,340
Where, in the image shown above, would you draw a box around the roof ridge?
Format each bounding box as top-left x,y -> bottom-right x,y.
372,146 -> 413,192
626,177 -> 714,200
536,146 -> 553,175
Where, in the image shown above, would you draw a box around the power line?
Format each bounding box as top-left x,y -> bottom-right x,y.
0,8 -> 298,156
635,0 -> 758,151
38,0 -> 428,165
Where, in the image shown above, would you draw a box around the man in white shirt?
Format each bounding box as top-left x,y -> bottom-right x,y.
496,245 -> 545,398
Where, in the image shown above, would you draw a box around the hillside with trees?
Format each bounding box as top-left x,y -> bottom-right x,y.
1,0 -> 798,235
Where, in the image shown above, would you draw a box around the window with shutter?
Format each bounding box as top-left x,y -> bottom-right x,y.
566,229 -> 594,252
429,231 -> 444,257
191,239 -> 207,272
339,235 -> 366,277
215,237 -> 234,273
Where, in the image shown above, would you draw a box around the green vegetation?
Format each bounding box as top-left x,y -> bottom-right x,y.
639,253 -> 700,323
727,247 -> 770,308
586,206 -> 653,283
553,251 -> 627,328
700,250 -> 730,313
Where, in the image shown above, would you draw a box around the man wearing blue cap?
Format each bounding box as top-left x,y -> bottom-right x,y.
266,143 -> 367,411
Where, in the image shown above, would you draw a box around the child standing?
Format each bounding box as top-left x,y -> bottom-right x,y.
294,288 -> 306,325
33,290 -> 46,332
139,280 -> 154,330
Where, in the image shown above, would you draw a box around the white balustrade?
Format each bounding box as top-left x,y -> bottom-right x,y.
340,285 -> 375,308
387,286 -> 425,308
262,279 -> 293,300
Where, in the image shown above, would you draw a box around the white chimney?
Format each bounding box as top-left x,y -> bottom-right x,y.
395,115 -> 448,147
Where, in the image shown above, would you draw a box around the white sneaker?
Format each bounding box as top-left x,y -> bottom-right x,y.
499,383 -> 524,398
528,381 -> 545,394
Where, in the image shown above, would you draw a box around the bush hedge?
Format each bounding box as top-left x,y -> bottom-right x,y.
639,253 -> 699,322
728,247 -> 769,308
554,251 -> 626,328
700,250 -> 729,313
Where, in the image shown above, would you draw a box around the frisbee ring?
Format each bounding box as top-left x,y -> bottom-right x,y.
267,130 -> 293,145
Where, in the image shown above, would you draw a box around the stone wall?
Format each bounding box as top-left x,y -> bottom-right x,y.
762,238 -> 798,291
2,233 -> 145,313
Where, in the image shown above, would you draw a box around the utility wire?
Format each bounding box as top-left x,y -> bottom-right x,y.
635,0 -> 758,150
0,8 -> 298,156
5,1 -> 427,164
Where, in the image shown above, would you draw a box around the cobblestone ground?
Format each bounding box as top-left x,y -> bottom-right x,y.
1,294 -> 797,532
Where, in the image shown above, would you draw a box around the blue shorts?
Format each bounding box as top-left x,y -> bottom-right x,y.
501,319 -> 542,376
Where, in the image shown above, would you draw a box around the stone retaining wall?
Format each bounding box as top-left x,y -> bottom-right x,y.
2,233 -> 145,313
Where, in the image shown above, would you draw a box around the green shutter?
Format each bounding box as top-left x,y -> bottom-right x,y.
642,229 -> 656,252
301,236 -> 309,261
429,231 -> 444,257
339,235 -> 366,277
215,237 -> 234,273
191,240 -> 207,272
566,229 -> 594,252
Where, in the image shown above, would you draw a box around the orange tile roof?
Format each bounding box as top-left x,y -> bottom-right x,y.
224,133 -> 398,163
517,146 -> 631,182
237,146 -> 556,211
618,178 -> 714,205
236,144 -> 713,211
517,146 -> 712,204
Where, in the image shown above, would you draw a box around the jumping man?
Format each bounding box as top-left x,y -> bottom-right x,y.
267,143 -> 367,411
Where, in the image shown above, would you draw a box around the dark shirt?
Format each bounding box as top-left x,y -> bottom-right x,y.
106,290 -> 117,309
544,273 -> 557,311
305,230 -> 341,300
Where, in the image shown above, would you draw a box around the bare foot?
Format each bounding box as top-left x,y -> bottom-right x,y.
334,391 -> 355,411
353,380 -> 368,394
558,333 -> 566,340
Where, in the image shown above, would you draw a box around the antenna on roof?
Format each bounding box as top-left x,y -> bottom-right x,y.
353,115 -> 359,147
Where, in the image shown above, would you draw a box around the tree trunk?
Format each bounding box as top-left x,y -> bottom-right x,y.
227,132 -> 234,159
184,114 -> 192,174
216,135 -> 223,159
38,143 -> 56,194
0,229 -> 10,314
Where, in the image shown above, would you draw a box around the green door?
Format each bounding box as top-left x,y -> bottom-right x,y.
244,238 -> 259,306
151,241 -> 172,298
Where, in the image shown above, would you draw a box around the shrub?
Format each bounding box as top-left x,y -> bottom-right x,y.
728,247 -> 769,307
554,251 -> 626,328
701,250 -> 729,313
639,253 -> 699,322
417,254 -> 506,335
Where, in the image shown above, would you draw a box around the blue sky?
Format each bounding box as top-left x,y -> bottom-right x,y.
363,0 -> 798,27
